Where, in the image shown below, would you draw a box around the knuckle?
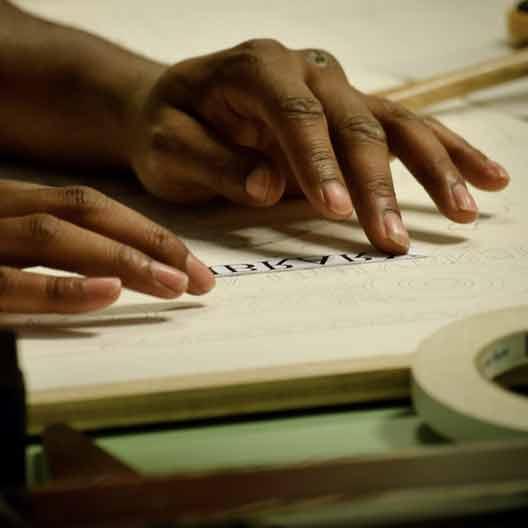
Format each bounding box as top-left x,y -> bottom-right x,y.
372,96 -> 417,122
363,175 -> 396,199
277,95 -> 325,122
310,145 -> 334,165
316,48 -> 335,60
221,50 -> 265,78
309,144 -> 338,179
45,276 -> 82,301
304,48 -> 337,66
147,225 -> 171,253
222,40 -> 289,81
61,186 -> 108,213
336,115 -> 387,145
237,38 -> 286,54
27,213 -> 61,244
114,243 -> 144,271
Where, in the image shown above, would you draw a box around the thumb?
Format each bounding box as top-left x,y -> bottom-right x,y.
137,107 -> 285,206
243,162 -> 285,206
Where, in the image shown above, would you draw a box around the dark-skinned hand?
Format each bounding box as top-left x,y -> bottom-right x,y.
130,39 -> 509,254
0,180 -> 214,313
0,39 -> 510,315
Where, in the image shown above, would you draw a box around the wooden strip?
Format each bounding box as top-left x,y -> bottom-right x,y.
28,441 -> 528,527
27,356 -> 410,433
375,49 -> 528,111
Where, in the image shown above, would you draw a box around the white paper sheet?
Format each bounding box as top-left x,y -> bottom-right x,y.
0,105 -> 523,395
2,1 -> 527,417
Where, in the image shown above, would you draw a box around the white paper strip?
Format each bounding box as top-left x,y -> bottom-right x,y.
210,251 -> 425,278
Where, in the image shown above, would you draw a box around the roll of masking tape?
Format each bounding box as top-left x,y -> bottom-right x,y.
411,305 -> 528,441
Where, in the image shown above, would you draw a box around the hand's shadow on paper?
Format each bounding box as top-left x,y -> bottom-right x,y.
166,198 -> 470,259
398,201 -> 493,220
2,301 -> 203,339
1,161 -> 474,262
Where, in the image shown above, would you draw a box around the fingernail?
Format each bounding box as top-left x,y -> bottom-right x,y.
186,253 -> 215,294
83,277 -> 122,298
246,165 -> 270,202
384,211 -> 410,249
488,160 -> 510,182
151,261 -> 189,294
321,180 -> 353,216
452,183 -> 478,213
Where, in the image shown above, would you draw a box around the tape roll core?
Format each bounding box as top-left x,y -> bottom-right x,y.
411,306 -> 528,441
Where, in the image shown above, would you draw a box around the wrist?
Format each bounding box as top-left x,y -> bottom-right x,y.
113,58 -> 167,168
117,59 -> 167,165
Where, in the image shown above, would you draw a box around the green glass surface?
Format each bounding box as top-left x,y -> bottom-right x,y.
27,402 -> 447,486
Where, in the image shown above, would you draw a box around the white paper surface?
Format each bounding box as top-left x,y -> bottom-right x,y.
2,1 -> 527,398
1,106 -> 524,394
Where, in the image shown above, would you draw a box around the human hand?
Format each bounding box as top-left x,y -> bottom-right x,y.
0,180 -> 214,314
129,40 -> 510,254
